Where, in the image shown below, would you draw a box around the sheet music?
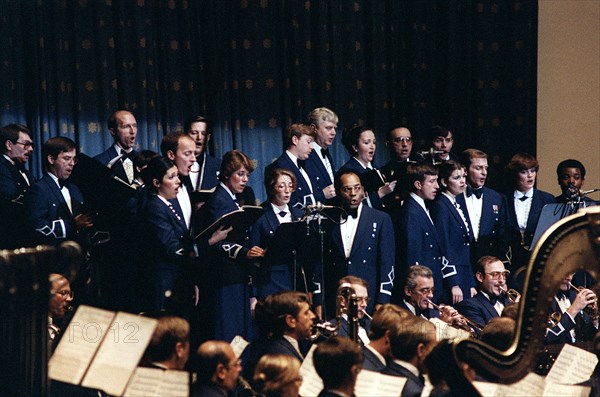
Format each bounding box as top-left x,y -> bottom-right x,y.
474,372 -> 591,397
124,367 -> 188,397
298,345 -> 323,397
48,305 -> 115,385
546,343 -> 598,385
543,383 -> 591,397
81,312 -> 158,396
230,335 -> 249,358
355,370 -> 406,397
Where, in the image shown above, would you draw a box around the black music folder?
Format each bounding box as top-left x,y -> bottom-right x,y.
190,187 -> 216,206
263,221 -> 307,265
360,168 -> 387,192
194,205 -> 264,242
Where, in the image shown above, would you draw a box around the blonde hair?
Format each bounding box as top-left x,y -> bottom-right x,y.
253,354 -> 301,397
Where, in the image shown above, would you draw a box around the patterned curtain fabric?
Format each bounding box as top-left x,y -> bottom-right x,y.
0,0 -> 537,201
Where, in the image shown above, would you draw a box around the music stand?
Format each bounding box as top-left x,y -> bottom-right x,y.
263,221 -> 307,291
530,203 -> 592,250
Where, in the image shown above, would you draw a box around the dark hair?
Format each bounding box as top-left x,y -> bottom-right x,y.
368,304 -> 410,340
265,167 -> 296,200
284,123 -> 314,149
42,137 -> 77,171
145,316 -> 190,362
428,125 -> 452,142
264,291 -> 310,337
481,317 -> 515,351
389,315 -> 436,361
334,170 -> 361,192
0,123 -> 30,151
386,126 -> 411,142
184,115 -> 210,134
459,149 -> 487,170
219,150 -> 255,182
313,336 -> 363,389
437,160 -> 465,192
556,159 -> 586,179
143,156 -> 176,192
341,125 -> 372,156
406,163 -> 438,192
474,255 -> 502,276
160,132 -> 193,157
107,110 -> 134,131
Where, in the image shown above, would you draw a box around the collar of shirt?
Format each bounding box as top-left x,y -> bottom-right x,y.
3,154 -> 16,165
365,344 -> 387,366
342,202 -> 364,221
409,192 -> 429,212
283,334 -> 302,357
285,150 -> 301,166
219,182 -> 238,201
403,300 -> 418,316
311,141 -> 325,152
113,143 -> 133,155
514,188 -> 534,200
271,202 -> 290,218
441,191 -> 457,204
156,194 -> 171,207
352,156 -> 372,170
47,172 -> 63,189
392,359 -> 420,378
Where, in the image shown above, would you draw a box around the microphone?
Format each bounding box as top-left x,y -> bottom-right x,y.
581,188 -> 600,196
305,202 -> 336,212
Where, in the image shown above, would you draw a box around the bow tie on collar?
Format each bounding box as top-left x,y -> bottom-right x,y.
321,148 -> 331,160
58,179 -> 68,189
343,207 -> 359,219
519,195 -> 530,202
179,174 -> 192,191
556,290 -> 570,300
297,159 -> 306,169
466,186 -> 483,199
120,149 -> 133,160
278,210 -> 287,217
488,294 -> 506,305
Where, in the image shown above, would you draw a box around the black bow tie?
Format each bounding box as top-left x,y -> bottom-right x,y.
297,159 -> 305,169
120,149 -> 133,160
179,174 -> 193,192
518,195 -> 530,202
278,210 -> 287,217
58,179 -> 68,189
556,290 -> 570,300
489,294 -> 505,305
344,208 -> 358,219
467,186 -> 483,199
321,148 -> 331,160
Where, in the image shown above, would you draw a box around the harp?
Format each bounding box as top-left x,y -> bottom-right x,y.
451,206 -> 600,393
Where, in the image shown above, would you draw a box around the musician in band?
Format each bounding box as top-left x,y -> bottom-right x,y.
504,153 -> 555,270
331,276 -> 372,346
185,115 -> 221,191
457,256 -> 511,337
192,340 -> 243,397
249,168 -> 305,299
0,123 -> 35,249
314,170 -> 395,317
94,110 -> 138,186
337,125 -> 396,209
424,125 -> 458,164
264,123 -> 322,208
456,149 -> 509,268
304,107 -> 338,203
555,159 -> 596,205
380,126 -> 414,212
48,273 -> 74,352
546,272 -> 598,344
313,336 -> 363,397
141,314 -> 191,370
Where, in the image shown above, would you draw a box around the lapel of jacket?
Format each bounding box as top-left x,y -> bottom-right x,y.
265,208 -> 281,233
477,292 -> 498,319
443,195 -> 467,233
525,190 -> 542,234
44,174 -> 72,216
349,208 -> 371,257
456,193 -> 475,240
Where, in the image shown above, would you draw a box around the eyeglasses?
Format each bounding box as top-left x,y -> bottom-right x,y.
53,289 -> 74,300
414,287 -> 434,295
356,296 -> 370,304
391,136 -> 412,143
15,141 -> 34,149
275,183 -> 295,191
57,155 -> 78,164
485,271 -> 511,280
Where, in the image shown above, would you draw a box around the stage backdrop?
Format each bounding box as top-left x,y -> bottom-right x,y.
0,0 -> 537,201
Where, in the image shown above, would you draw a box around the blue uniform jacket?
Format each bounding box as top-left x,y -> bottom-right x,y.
304,148 -> 333,195
431,194 -> 476,299
456,291 -> 500,336
0,156 -> 34,248
264,153 -> 324,207
94,146 -> 138,185
337,157 -> 383,209
395,195 -> 447,302
315,205 -> 395,314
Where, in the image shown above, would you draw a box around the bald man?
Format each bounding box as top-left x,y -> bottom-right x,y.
192,340 -> 242,397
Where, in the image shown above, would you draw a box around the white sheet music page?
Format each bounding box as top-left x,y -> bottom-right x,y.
48,305 -> 115,385
298,344 -> 323,397
230,335 -> 249,358
546,343 -> 598,385
355,370 -> 406,397
124,367 -> 188,397
81,312 -> 157,396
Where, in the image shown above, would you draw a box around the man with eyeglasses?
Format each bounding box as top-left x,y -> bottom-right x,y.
26,137 -> 93,252
0,123 -> 35,249
313,171 -> 394,319
333,276 -> 372,345
192,340 -> 242,397
48,273 -> 74,349
380,126 -> 414,212
185,115 -> 221,191
457,256 -> 511,336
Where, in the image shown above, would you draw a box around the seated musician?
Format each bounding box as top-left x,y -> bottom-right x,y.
331,276 -> 372,346
362,304 -> 410,373
191,340 -> 242,397
546,272 -> 598,344
457,256 -> 511,336
48,273 -> 74,351
399,265 -> 467,328
313,336 -> 363,397
383,315 -> 437,397
141,314 -> 190,370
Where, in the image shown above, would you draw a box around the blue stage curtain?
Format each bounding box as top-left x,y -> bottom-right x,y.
0,0 -> 537,201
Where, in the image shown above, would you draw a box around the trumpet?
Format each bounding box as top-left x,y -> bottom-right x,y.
426,299 -> 483,336
547,312 -> 562,328
568,282 -> 599,320
500,286 -> 521,303
309,321 -> 337,342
